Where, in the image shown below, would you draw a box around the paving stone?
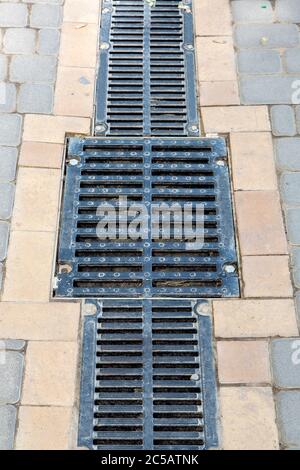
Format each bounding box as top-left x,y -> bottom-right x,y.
10,55 -> 57,83
295,106 -> 300,133
271,339 -> 300,388
214,299 -> 298,338
0,351 -> 24,404
16,406 -> 72,450
281,173 -> 300,205
217,340 -> 271,384
276,0 -> 300,23
0,405 -> 17,450
0,83 -> 16,113
0,3 -> 28,27
19,142 -> 63,169
271,107 -> 296,137
194,0 -> 232,36
196,36 -> 236,81
286,208 -> 300,244
199,81 -> 240,106
0,147 -> 17,182
276,137 -> 300,170
221,387 -> 279,450
234,24 -> 299,49
296,292 -> 300,323
0,184 -> 15,220
240,76 -> 300,105
284,49 -> 300,73
0,222 -> 9,262
0,114 -> 22,146
237,50 -> 281,74
0,263 -> 3,291
3,28 -> 35,54
30,4 -> 62,28
276,391 -> 300,449
23,114 -> 91,143
38,29 -> 60,55
202,106 -> 270,133
243,255 -> 293,298
0,55 -> 7,81
60,22 -> 98,68
18,84 -> 53,114
232,0 -> 273,23
291,247 -> 300,288
3,340 -> 25,351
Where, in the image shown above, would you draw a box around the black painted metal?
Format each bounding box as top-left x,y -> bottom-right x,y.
95,0 -> 199,137
78,299 -> 219,450
55,137 -> 239,298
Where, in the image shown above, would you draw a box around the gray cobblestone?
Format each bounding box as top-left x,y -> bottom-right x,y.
18,83 -> 54,114
0,3 -> 28,28
0,222 -> 9,262
286,208 -> 300,244
0,55 -> 7,81
291,247 -> 300,288
281,173 -> 300,205
10,55 -> 57,83
0,114 -> 22,146
284,49 -> 300,73
296,292 -> 300,323
38,29 -> 60,55
295,106 -> 300,133
0,351 -> 24,404
276,391 -> 300,449
240,76 -> 300,105
0,147 -> 17,182
234,24 -> 299,49
3,340 -> 26,351
0,83 -> 16,114
275,138 -> 300,170
0,405 -> 17,450
0,183 -> 15,220
30,4 -> 62,28
232,1 -> 274,23
3,28 -> 36,55
276,0 -> 300,23
271,338 -> 300,388
272,107 -> 296,137
238,50 -> 281,74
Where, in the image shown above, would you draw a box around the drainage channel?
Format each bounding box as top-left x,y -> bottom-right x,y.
54,0 -> 240,451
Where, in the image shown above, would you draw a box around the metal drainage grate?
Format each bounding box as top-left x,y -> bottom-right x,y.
95,0 -> 199,137
55,137 -> 239,298
78,299 -> 218,450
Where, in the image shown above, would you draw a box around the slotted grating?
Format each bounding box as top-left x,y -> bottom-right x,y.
55,137 -> 239,298
78,299 -> 218,450
95,0 -> 199,137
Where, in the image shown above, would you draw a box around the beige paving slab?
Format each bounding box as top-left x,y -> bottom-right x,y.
23,115 -> 90,143
19,142 -> 64,169
59,22 -> 98,68
194,0 -> 232,37
199,81 -> 240,106
202,106 -> 271,133
243,256 -> 293,298
196,37 -> 236,82
16,406 -> 73,450
64,0 -> 100,24
230,132 -> 277,191
54,66 -> 95,117
2,231 -> 55,302
12,167 -> 61,232
235,191 -> 287,255
22,341 -> 78,406
0,302 -> 80,341
213,299 -> 298,338
220,387 -> 279,450
217,340 -> 271,384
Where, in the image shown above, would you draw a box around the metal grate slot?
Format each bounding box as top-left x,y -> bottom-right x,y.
78,299 -> 218,450
96,0 -> 199,136
55,137 -> 239,298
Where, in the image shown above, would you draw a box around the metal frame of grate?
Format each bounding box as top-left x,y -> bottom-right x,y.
78,299 -> 218,451
95,0 -> 199,137
55,137 -> 239,299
